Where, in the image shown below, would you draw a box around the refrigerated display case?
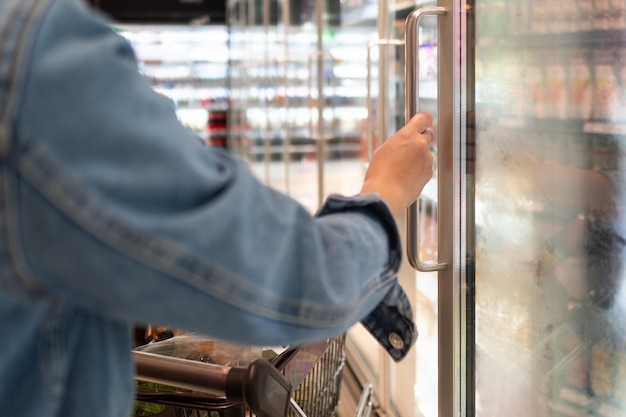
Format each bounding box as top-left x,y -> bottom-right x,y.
112,24 -> 230,147
346,2 -> 443,417
393,1 -> 626,417
227,2 -> 443,416
229,1 -> 626,417
227,0 -> 378,212
470,1 -> 626,416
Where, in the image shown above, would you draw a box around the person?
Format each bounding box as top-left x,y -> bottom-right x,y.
0,0 -> 435,416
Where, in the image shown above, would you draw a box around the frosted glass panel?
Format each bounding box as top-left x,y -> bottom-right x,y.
473,1 -> 626,416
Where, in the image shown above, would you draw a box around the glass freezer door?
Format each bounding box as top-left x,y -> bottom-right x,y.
341,1 -> 448,416
386,3 -> 443,417
469,1 -> 626,417
401,2 -> 459,417
408,1 -> 626,417
228,0 -> 376,214
468,0 -> 626,417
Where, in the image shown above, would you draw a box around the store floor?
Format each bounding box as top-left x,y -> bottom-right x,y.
248,158 -> 368,214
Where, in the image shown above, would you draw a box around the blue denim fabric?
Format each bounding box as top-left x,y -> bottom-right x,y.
0,0 -> 417,416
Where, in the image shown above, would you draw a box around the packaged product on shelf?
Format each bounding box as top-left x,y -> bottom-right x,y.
567,134 -> 592,169
609,0 -> 626,29
545,49 -> 567,119
562,0 -> 580,32
589,342 -> 613,398
526,52 -> 546,119
597,402 -> 621,417
591,48 -> 619,122
593,0 -> 611,31
614,350 -> 626,406
544,0 -> 561,33
562,337 -> 587,389
587,228 -> 625,310
502,51 -> 525,118
530,0 -> 547,34
567,49 -> 592,121
577,0 -> 595,31
543,133 -> 569,165
616,47 -> 626,123
592,135 -> 619,171
508,0 -> 530,35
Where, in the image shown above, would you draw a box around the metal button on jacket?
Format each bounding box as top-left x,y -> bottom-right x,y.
388,332 -> 404,350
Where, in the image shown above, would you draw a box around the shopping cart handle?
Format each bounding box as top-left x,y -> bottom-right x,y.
227,359 -> 293,417
134,351 -> 293,417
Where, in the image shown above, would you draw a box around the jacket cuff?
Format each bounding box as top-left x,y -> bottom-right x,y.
316,193 -> 402,275
359,284 -> 417,361
316,194 -> 417,361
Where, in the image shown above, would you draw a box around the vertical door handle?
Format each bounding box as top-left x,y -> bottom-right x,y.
366,39 -> 405,162
405,6 -> 447,272
275,56 -> 297,195
307,51 -> 325,208
307,51 -> 338,208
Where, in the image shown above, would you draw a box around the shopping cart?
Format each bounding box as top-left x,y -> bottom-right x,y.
133,335 -> 374,417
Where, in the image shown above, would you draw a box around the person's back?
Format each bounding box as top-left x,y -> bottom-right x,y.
0,1 -> 434,416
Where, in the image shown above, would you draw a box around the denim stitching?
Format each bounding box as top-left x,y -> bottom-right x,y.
1,2 -> 67,415
0,0 -> 51,297
19,142 -> 396,326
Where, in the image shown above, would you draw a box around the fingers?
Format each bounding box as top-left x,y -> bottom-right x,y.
425,126 -> 437,145
407,112 -> 433,135
400,112 -> 435,147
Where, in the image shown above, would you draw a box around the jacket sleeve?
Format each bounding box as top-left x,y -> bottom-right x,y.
9,0 -> 416,358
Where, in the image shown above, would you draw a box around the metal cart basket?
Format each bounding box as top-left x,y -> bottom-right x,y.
133,335 -> 373,417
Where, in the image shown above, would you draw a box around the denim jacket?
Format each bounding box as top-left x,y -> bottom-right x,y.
0,0 -> 417,416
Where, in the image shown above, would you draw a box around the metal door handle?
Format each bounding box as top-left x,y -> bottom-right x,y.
274,55 -> 300,195
366,39 -> 405,162
307,50 -> 337,208
405,6 -> 447,272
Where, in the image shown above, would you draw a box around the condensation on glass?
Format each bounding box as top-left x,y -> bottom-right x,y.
473,1 -> 626,416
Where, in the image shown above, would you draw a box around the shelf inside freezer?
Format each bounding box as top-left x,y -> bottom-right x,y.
495,118 -> 626,137
245,141 -> 363,162
479,29 -> 626,49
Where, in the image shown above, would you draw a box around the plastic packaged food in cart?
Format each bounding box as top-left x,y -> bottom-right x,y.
133,334 -> 264,417
132,335 -> 353,417
135,333 -> 264,367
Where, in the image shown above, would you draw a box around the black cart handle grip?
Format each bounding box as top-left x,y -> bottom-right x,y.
134,351 -> 293,417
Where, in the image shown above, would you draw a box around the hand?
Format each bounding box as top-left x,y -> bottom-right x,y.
360,112 -> 435,217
